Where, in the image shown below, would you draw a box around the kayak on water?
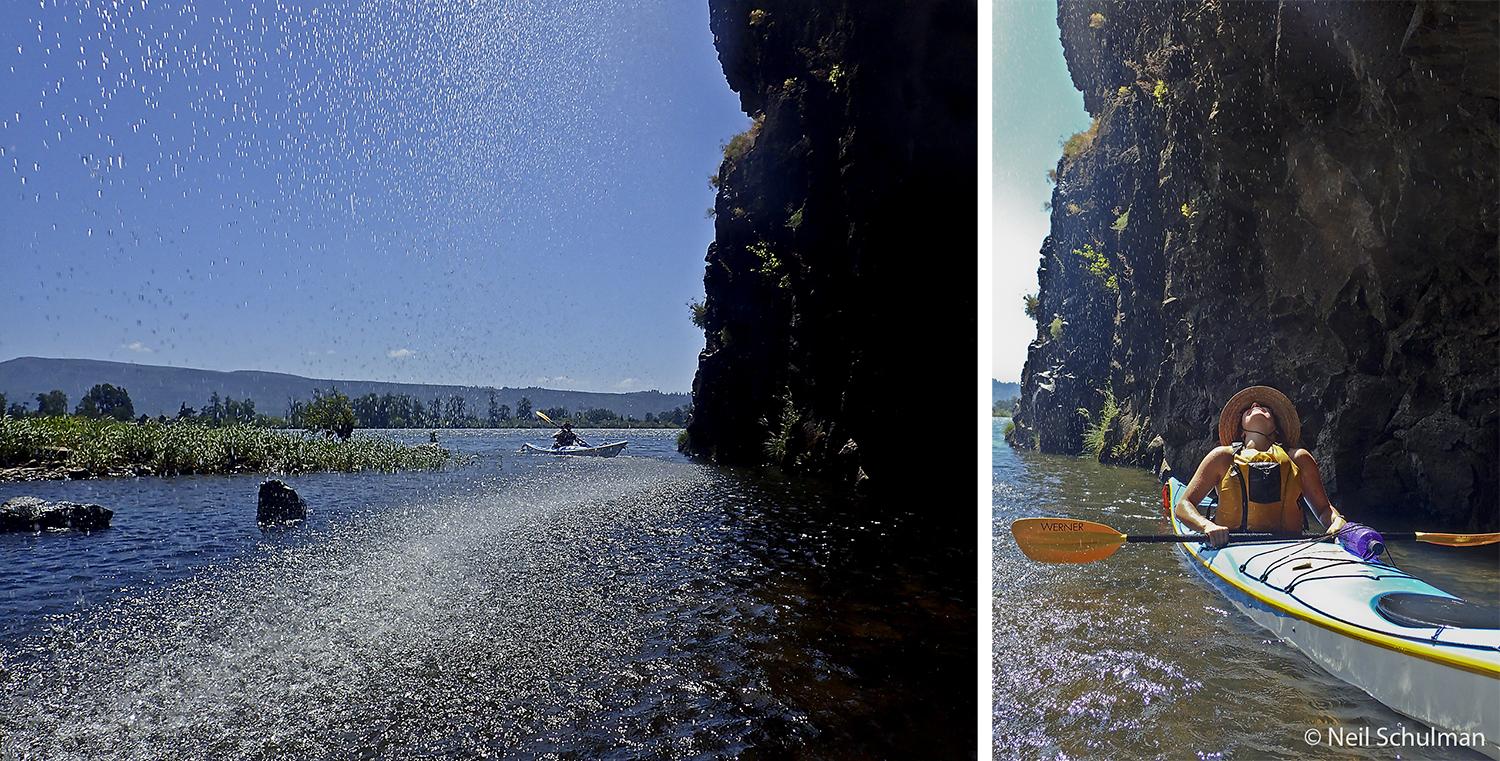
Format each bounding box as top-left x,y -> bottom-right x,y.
520,441 -> 628,458
1163,477 -> 1500,758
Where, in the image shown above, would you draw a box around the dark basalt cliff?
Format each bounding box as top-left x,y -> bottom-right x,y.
685,1 -> 976,495
1009,1 -> 1498,528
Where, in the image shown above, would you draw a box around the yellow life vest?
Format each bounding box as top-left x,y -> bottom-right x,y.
1215,443 -> 1302,532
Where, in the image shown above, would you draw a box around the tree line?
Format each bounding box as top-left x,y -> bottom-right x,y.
3,385 -> 690,438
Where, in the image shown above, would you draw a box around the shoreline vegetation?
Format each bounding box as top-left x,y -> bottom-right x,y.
4,385 -> 688,431
0,416 -> 455,482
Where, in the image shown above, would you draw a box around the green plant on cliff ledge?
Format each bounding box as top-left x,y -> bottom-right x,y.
1111,207 -> 1130,231
1089,12 -> 1105,29
749,9 -> 768,26
687,299 -> 707,329
827,64 -> 846,90
1117,85 -> 1130,97
1072,243 -> 1118,293
748,241 -> 791,290
1079,388 -> 1119,461
722,118 -> 763,163
1153,79 -> 1168,103
1023,293 -> 1040,320
786,207 -> 804,230
1180,202 -> 1197,219
763,395 -> 799,464
1061,117 -> 1100,161
1049,315 -> 1064,341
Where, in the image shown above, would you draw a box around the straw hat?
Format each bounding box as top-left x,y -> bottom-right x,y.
1218,386 -> 1300,447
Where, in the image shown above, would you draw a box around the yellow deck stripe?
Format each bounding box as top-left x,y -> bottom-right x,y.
1179,525 -> 1500,679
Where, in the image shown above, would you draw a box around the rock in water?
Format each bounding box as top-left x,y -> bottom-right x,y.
0,496 -> 114,533
257,479 -> 307,526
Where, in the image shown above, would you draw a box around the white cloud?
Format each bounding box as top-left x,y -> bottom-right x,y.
613,378 -> 639,390
536,375 -> 573,385
122,341 -> 153,353
387,348 -> 415,359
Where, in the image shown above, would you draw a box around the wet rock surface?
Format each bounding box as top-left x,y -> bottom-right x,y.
0,496 -> 114,533
1010,0 -> 1498,528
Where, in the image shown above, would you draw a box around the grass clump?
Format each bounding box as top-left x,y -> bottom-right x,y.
1023,293 -> 1040,320
1111,208 -> 1130,231
0,416 -> 452,478
763,395 -> 800,464
1061,117 -> 1100,160
1153,79 -> 1168,103
1079,389 -> 1119,460
1049,316 -> 1065,340
722,118 -> 763,163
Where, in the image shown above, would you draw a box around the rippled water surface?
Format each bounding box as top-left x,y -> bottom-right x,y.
1,429 -> 972,758
992,420 -> 1499,760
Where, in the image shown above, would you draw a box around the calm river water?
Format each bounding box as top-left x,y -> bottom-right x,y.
0,429 -> 973,759
992,419 -> 1498,760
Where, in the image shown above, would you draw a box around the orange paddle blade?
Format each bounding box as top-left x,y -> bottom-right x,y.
1010,518 -> 1128,564
1416,531 -> 1500,547
534,410 -> 555,425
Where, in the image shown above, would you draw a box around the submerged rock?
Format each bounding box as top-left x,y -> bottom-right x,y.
0,496 -> 114,533
257,479 -> 307,526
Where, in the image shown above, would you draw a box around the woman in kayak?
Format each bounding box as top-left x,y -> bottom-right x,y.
1173,386 -> 1347,547
553,422 -> 581,448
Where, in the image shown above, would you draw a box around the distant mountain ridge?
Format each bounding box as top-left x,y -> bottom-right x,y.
0,357 -> 690,420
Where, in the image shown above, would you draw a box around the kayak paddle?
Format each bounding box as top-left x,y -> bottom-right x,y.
1010,518 -> 1500,564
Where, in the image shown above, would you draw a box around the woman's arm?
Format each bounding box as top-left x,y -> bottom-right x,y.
1291,448 -> 1346,534
1175,446 -> 1235,547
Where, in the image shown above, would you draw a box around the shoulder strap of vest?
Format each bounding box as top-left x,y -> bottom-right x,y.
1230,442 -> 1251,530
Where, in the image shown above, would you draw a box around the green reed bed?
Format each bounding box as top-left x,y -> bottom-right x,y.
0,416 -> 451,477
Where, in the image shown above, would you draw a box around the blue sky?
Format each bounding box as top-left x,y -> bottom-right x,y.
0,0 -> 746,393
993,0 -> 1090,381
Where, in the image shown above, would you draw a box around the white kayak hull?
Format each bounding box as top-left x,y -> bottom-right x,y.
521,441 -> 627,458
1165,479 -> 1500,758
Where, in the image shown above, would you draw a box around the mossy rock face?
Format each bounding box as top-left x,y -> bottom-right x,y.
1011,1 -> 1499,528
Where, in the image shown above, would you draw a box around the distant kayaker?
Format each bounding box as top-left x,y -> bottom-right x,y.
553,422 -> 580,448
1173,386 -> 1347,547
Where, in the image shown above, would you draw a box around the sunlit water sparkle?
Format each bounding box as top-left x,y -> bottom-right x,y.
1,429 -> 971,758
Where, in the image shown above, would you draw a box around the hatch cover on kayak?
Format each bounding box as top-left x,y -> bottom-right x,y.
1375,593 -> 1500,630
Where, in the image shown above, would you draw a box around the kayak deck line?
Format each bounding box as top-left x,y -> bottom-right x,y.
1177,530 -> 1500,678
1165,481 -> 1500,679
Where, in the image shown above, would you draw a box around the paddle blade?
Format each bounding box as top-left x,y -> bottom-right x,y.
1010,518 -> 1128,564
534,410 -> 555,426
1416,531 -> 1500,547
